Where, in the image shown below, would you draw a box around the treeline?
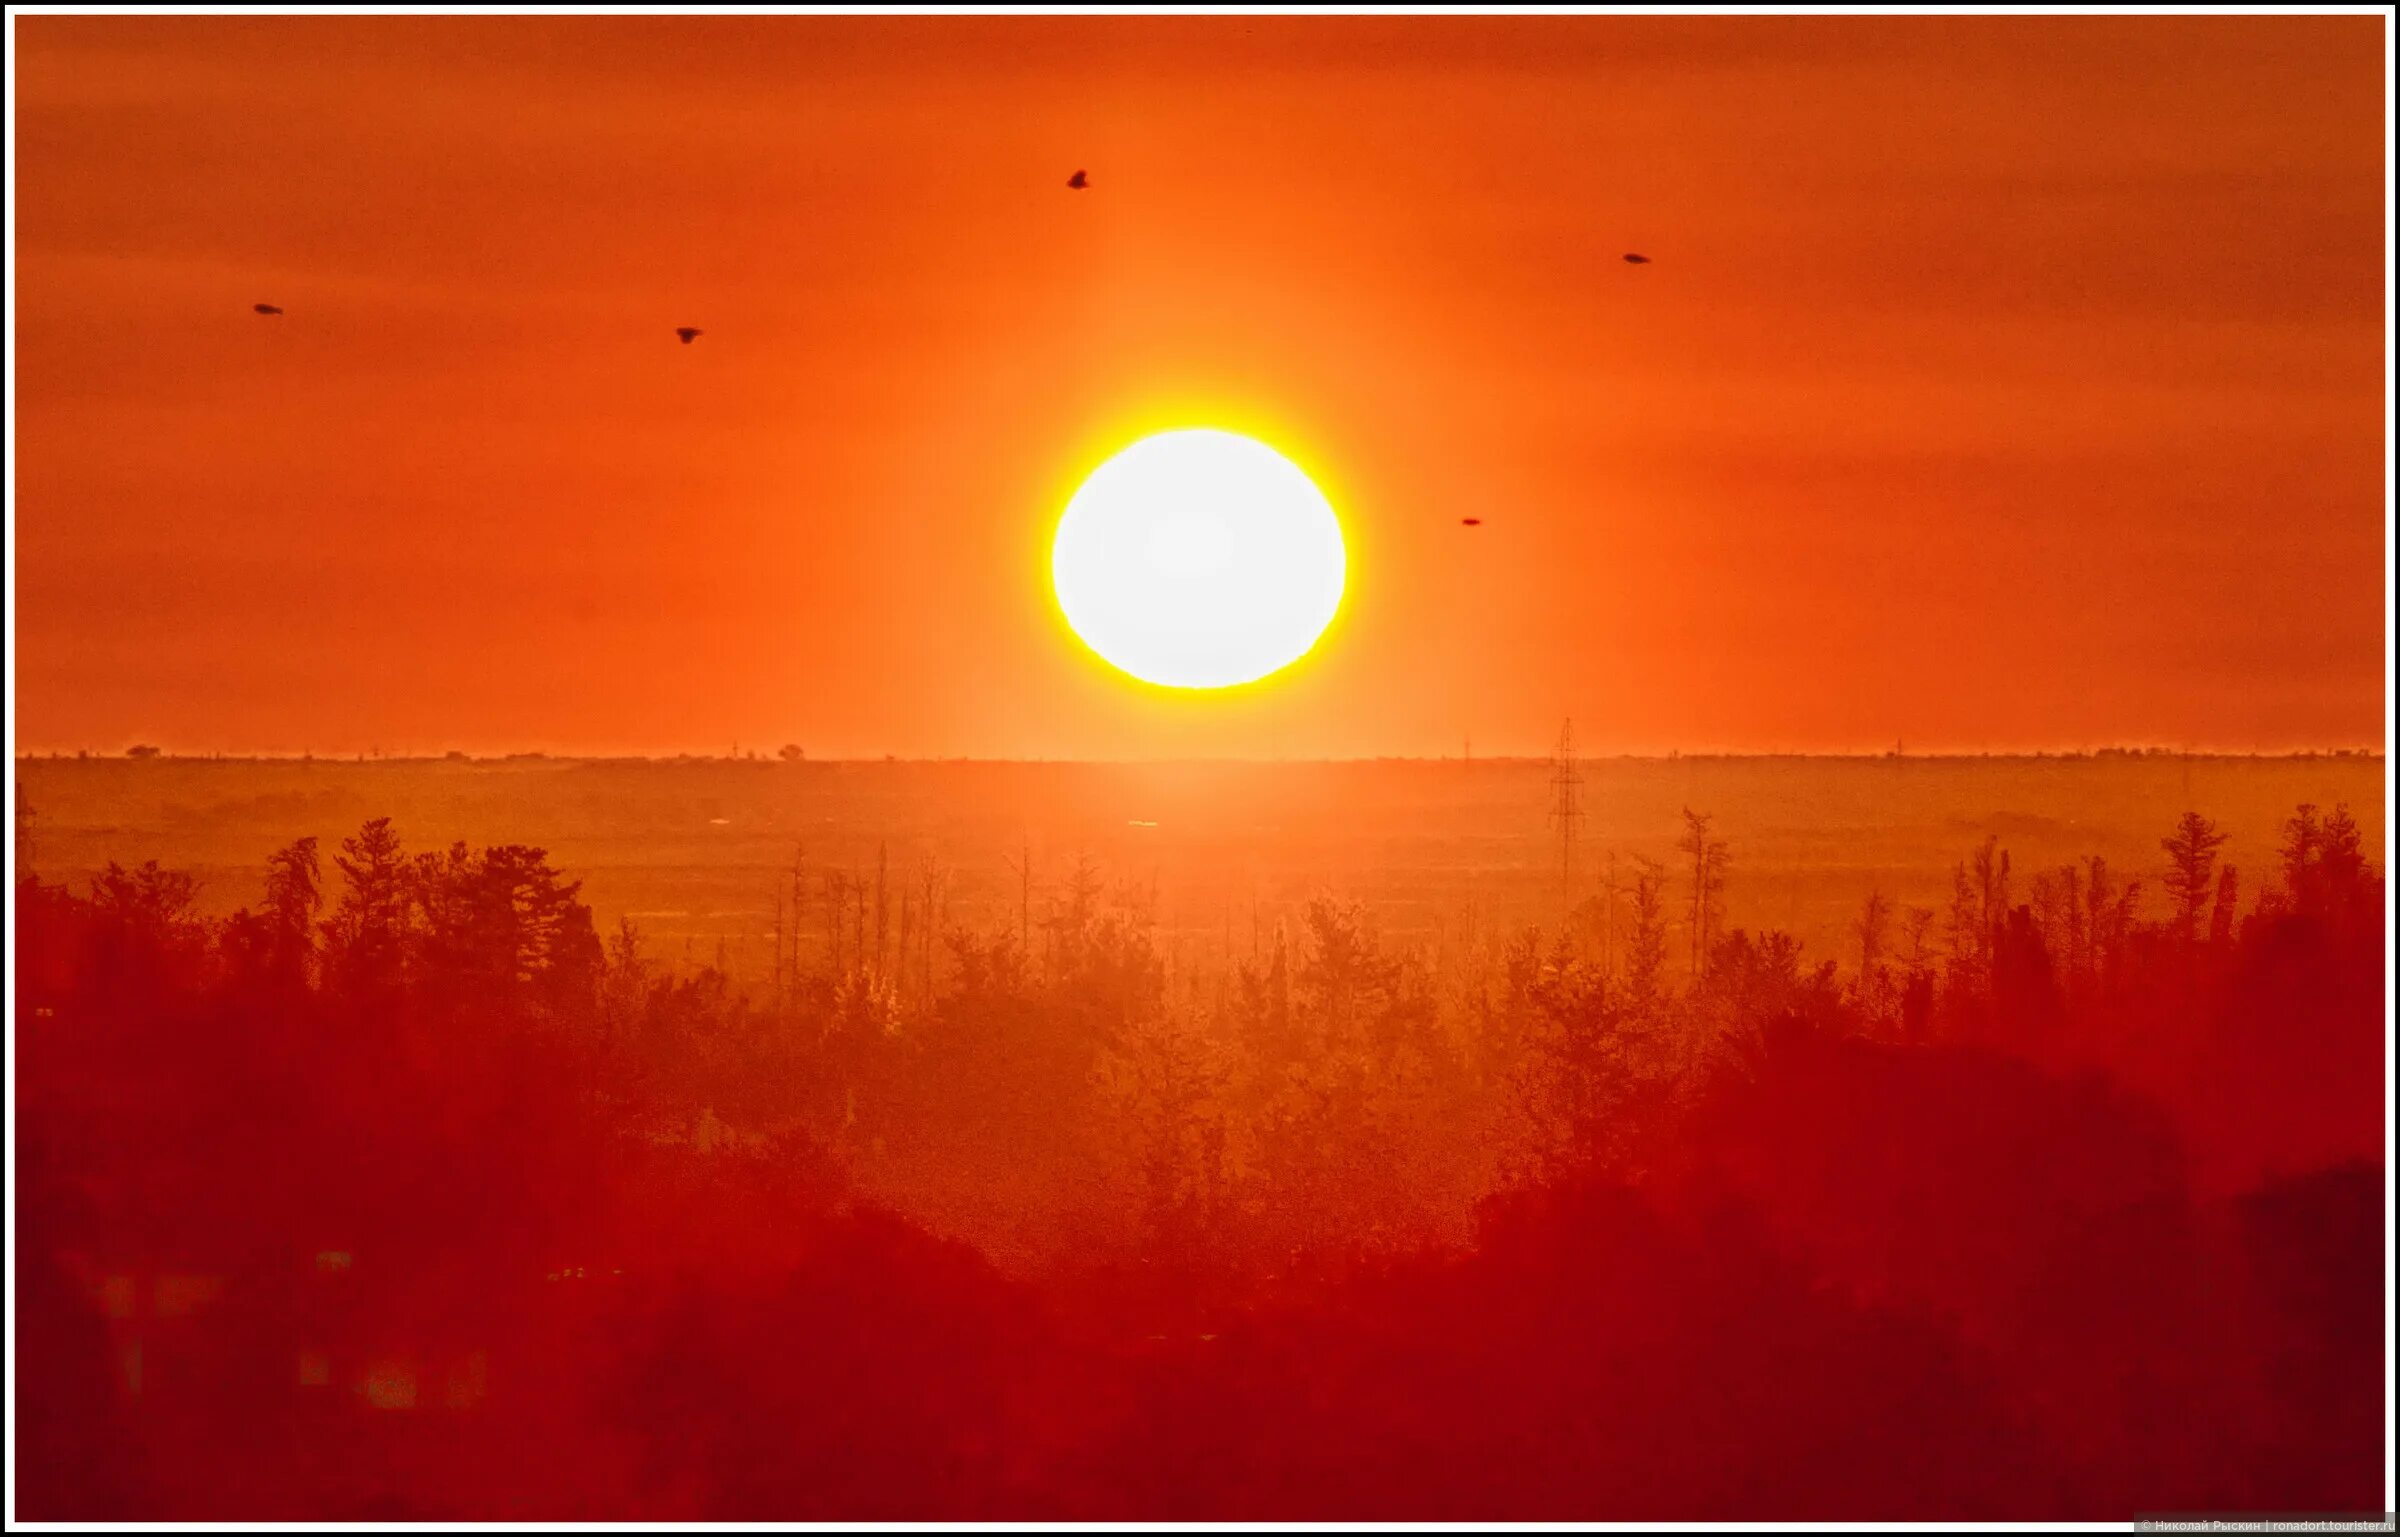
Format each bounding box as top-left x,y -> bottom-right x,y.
12,795 -> 2386,1518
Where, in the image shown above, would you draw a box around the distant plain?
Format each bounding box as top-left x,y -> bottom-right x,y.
18,752 -> 2384,989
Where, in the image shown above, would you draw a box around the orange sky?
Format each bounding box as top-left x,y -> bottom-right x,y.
12,14 -> 2389,759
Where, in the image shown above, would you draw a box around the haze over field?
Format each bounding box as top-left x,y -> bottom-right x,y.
16,752 -> 2384,984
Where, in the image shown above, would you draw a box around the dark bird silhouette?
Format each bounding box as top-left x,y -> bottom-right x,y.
1621,253 -> 1651,265
675,327 -> 703,345
252,303 -> 283,316
1461,518 -> 1483,527
1067,169 -> 1089,190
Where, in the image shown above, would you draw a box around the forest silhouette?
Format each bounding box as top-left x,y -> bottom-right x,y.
12,790 -> 2386,1519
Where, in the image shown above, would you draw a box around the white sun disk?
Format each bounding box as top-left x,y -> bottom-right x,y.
1053,430 -> 1346,689
1145,511 -> 1235,580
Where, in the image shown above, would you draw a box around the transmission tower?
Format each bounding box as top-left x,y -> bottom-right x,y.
1547,717 -> 1585,896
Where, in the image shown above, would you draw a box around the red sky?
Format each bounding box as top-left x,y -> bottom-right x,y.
12,14 -> 2388,759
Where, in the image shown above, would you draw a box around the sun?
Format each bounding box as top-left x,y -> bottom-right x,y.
1052,429 -> 1347,689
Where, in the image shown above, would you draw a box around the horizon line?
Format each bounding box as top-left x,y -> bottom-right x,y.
13,746 -> 2390,766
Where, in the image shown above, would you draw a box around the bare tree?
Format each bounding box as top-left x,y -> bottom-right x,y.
917,852 -> 948,1001
788,845 -> 807,986
1004,837 -> 1035,958
1676,809 -> 1729,979
1973,836 -> 2011,965
825,868 -> 851,975
1625,855 -> 1670,1008
1852,887 -> 1894,1022
1598,849 -> 1622,977
2082,856 -> 2139,988
852,867 -> 868,971
873,841 -> 889,977
1944,836 -> 2010,1000
1855,887 -> 1892,975
1899,904 -> 1938,976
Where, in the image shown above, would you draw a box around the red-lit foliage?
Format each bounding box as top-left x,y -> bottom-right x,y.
12,804 -> 2385,1518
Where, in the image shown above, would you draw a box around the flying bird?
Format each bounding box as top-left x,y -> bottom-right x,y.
675,327 -> 703,344
252,303 -> 283,316
1621,253 -> 1651,265
1066,169 -> 1089,190
1460,518 -> 1483,527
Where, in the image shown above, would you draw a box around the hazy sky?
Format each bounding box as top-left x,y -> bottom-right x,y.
13,14 -> 2388,758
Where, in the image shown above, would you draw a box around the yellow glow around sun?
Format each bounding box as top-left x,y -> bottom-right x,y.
1053,429 -> 1346,689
